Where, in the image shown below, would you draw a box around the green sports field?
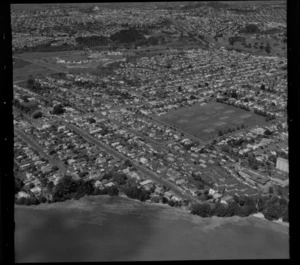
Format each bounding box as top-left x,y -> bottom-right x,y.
160,102 -> 266,141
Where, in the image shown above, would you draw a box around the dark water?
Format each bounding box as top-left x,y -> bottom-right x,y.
15,196 -> 289,262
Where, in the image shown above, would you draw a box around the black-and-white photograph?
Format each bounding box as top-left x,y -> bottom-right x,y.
9,1 -> 290,262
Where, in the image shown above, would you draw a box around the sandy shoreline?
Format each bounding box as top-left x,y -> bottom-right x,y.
15,195 -> 289,234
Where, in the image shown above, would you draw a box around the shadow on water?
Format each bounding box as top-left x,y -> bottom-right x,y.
15,196 -> 159,262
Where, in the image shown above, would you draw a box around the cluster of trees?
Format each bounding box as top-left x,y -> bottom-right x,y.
228,8 -> 256,14
74,79 -> 95,88
123,185 -> 151,202
265,43 -> 271,54
182,141 -> 197,151
13,99 -> 32,114
191,172 -> 214,189
27,75 -> 43,91
240,24 -> 260,35
228,36 -> 246,45
218,125 -> 245,136
135,36 -> 161,46
254,109 -> 276,120
76,35 -> 110,47
15,196 -> 46,205
14,98 -> 42,118
15,177 -> 24,194
191,195 -> 289,222
110,28 -> 146,43
216,98 -> 250,111
32,110 -> 43,119
260,83 -> 277,93
52,175 -> 96,202
51,104 -> 66,115
105,88 -> 132,100
110,172 -> 151,202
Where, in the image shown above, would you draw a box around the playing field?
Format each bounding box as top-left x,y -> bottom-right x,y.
159,102 -> 265,141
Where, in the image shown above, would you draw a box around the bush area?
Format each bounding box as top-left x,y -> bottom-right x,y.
239,24 -> 261,35
190,194 -> 289,222
76,35 -> 110,47
15,172 -> 153,206
14,98 -> 39,115
110,28 -> 146,43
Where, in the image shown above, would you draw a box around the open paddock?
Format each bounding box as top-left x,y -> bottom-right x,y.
13,63 -> 56,82
159,102 -> 265,141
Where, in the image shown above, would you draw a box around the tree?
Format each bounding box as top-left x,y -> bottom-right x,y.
257,196 -> 267,212
265,43 -> 271,54
38,196 -> 47,203
168,200 -> 175,207
16,197 -> 26,205
162,185 -> 169,192
106,185 -> 119,196
162,197 -> 169,204
225,201 -> 239,217
88,118 -> 96,123
206,194 -> 213,200
52,175 -> 79,201
47,181 -> 54,191
124,159 -> 132,167
236,205 -> 252,217
112,173 -> 128,186
52,165 -> 59,171
278,198 -> 288,207
212,202 -> 227,217
32,110 -> 43,119
191,203 -> 211,217
51,104 -> 65,115
27,75 -> 35,88
15,178 -> 24,194
138,189 -> 150,202
263,204 -> 282,221
282,208 -> 289,222
269,186 -> 274,194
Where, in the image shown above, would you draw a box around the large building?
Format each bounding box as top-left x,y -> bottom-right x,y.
276,157 -> 289,173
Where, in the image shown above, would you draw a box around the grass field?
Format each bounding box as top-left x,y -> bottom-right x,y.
13,63 -> 56,82
159,102 -> 266,141
13,58 -> 32,69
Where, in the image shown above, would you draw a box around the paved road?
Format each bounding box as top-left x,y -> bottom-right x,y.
15,128 -> 67,173
61,120 -> 200,203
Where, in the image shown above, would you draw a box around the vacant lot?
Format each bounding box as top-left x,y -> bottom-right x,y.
159,102 -> 265,141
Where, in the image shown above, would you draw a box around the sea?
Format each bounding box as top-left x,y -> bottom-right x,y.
15,195 -> 289,262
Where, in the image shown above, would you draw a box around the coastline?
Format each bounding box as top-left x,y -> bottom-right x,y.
251,212 -> 289,228
15,194 -> 289,235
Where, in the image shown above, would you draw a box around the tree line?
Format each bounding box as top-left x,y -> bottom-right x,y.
190,194 -> 288,222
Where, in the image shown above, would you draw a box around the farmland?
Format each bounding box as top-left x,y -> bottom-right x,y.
159,102 -> 266,141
